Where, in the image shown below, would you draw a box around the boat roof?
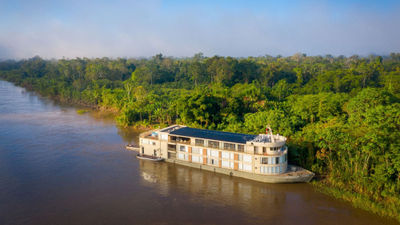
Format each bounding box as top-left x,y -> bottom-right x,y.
167,126 -> 256,144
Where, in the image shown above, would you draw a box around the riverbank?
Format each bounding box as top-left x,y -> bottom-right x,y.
1,78 -> 161,131
313,181 -> 400,223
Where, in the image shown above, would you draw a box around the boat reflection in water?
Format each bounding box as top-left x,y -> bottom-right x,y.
138,159 -> 306,221
136,159 -> 399,225
139,158 -> 286,198
141,171 -> 159,183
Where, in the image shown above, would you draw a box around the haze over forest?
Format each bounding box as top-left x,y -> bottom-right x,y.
1,0 -> 400,59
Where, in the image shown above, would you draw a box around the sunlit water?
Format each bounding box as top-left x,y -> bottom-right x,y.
0,80 -> 398,225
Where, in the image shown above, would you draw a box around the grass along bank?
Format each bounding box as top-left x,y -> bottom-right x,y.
313,180 -> 400,223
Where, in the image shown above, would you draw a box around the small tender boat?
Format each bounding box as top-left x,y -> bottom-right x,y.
136,154 -> 164,162
125,144 -> 140,151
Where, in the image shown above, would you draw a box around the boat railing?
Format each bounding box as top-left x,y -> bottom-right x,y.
145,135 -> 158,140
171,140 -> 190,144
207,144 -> 219,149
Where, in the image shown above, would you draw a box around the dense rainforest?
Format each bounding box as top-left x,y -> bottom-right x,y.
1,53 -> 400,221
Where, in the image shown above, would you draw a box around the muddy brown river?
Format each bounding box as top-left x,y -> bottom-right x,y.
0,80 -> 398,225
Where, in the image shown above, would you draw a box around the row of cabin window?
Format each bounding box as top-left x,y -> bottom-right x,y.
180,154 -> 253,172
260,165 -> 284,174
207,159 -> 252,171
141,139 -> 157,145
180,145 -> 287,163
260,154 -> 287,164
254,146 -> 283,153
180,144 -> 285,159
176,138 -> 284,153
179,152 -> 283,174
194,139 -> 245,151
179,146 -> 253,162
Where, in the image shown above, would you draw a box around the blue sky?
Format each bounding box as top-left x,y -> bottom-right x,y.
0,0 -> 399,59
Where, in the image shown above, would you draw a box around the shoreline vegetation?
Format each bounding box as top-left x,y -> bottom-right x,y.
313,181 -> 400,223
1,53 -> 399,222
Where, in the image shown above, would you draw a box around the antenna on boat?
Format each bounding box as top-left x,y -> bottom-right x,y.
266,125 -> 273,135
266,125 -> 275,142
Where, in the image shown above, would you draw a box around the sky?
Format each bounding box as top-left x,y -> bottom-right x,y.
0,0 -> 399,59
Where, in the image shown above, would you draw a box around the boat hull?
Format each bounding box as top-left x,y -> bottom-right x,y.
165,159 -> 314,183
136,154 -> 164,162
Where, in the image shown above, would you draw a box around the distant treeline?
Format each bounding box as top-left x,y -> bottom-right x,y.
0,53 -> 400,221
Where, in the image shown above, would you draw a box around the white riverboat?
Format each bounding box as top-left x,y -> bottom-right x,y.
138,125 -> 314,183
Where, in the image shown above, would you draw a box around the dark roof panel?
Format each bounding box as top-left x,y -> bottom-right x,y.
169,127 -> 256,144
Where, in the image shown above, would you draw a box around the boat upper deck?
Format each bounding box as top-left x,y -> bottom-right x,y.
166,126 -> 256,144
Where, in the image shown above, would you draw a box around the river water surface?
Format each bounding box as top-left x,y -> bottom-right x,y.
0,80 -> 398,225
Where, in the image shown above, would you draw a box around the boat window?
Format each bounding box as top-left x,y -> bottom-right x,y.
270,147 -> 280,151
261,157 -> 268,164
179,145 -> 187,152
223,143 -> 235,151
192,147 -> 201,154
210,150 -> 219,158
178,153 -> 188,160
169,136 -> 177,142
176,136 -> 190,144
195,139 -> 205,146
222,151 -> 230,159
243,155 -> 252,163
168,144 -> 176,151
208,141 -> 219,149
